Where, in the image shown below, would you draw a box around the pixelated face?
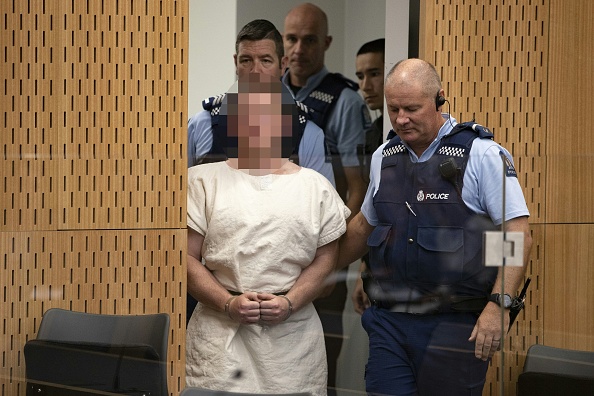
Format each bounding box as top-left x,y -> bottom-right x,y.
385,79 -> 440,152
237,91 -> 284,157
226,74 -> 295,165
234,39 -> 283,79
356,52 -> 385,111
283,13 -> 330,81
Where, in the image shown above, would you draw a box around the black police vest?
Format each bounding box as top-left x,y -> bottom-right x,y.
300,73 -> 358,130
199,94 -> 309,165
367,122 -> 499,298
299,73 -> 359,200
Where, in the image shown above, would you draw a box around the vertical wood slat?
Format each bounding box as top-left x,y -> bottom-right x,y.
1,0 -> 188,395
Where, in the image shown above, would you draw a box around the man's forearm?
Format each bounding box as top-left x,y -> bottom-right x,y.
337,212 -> 373,270
343,166 -> 367,223
490,216 -> 533,295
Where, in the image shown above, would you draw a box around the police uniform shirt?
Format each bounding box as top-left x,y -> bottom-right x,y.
361,116 -> 530,227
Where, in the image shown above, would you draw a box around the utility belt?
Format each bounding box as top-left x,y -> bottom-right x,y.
373,295 -> 488,315
362,272 -> 488,315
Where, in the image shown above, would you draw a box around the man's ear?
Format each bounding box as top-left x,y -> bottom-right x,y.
233,54 -> 239,75
324,35 -> 333,51
281,56 -> 289,71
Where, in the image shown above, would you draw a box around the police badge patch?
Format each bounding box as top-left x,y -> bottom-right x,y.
500,150 -> 518,177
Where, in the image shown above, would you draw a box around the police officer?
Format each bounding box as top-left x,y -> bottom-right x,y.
337,58 -> 532,395
283,5 -> 370,393
353,38 -> 386,315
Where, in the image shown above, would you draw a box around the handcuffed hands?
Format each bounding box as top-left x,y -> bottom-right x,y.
225,292 -> 292,325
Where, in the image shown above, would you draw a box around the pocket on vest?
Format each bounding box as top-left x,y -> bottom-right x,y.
367,224 -> 392,279
416,226 -> 465,284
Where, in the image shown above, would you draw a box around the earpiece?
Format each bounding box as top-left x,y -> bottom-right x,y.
435,93 -> 446,111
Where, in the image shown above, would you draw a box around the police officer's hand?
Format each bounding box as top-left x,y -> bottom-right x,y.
351,275 -> 370,314
227,292 -> 261,324
468,302 -> 510,361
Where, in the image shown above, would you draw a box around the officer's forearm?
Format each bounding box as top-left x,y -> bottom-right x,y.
343,166 -> 366,223
337,212 -> 373,269
489,216 -> 532,296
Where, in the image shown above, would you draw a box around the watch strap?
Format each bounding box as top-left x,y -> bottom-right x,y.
489,293 -> 512,308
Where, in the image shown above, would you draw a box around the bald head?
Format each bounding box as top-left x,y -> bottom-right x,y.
283,3 -> 332,86
285,3 -> 329,36
386,58 -> 442,98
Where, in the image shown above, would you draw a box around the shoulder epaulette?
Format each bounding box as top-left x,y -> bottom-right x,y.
382,142 -> 406,157
449,122 -> 494,139
202,94 -> 226,114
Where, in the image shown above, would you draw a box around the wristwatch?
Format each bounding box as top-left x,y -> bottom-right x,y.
489,293 -> 512,309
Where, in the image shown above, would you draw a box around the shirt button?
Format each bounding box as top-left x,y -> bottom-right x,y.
408,238 -> 414,244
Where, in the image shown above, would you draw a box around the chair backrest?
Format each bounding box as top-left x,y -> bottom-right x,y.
25,308 -> 170,396
523,344 -> 594,377
180,388 -> 311,396
36,308 -> 170,361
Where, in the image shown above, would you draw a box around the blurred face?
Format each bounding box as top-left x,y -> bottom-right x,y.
385,79 -> 443,156
283,12 -> 330,84
234,39 -> 283,79
229,74 -> 295,167
237,91 -> 284,156
355,52 -> 385,111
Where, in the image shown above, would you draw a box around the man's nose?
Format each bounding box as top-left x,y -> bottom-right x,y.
396,112 -> 409,125
292,40 -> 303,54
360,77 -> 371,91
253,61 -> 264,73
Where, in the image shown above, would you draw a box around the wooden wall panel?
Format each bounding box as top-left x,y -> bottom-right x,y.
420,0 -> 548,224
543,224 -> 594,350
0,1 -> 188,395
55,0 -> 186,230
419,1 -> 548,395
1,1 -> 57,231
1,1 -> 186,232
545,0 -> 594,223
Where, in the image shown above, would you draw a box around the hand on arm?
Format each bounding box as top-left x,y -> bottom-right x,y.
469,216 -> 532,360
337,211 -> 374,270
